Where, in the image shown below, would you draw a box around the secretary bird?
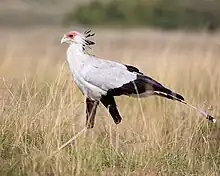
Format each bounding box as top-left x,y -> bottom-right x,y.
61,30 -> 216,128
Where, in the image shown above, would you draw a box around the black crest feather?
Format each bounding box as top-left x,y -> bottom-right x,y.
83,29 -> 95,46
84,30 -> 91,34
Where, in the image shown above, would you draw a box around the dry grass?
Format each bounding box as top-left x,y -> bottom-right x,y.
0,27 -> 220,175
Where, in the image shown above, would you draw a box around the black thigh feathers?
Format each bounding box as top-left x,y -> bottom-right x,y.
86,98 -> 99,128
100,94 -> 122,124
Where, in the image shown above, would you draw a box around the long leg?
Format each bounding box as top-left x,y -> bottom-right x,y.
86,98 -> 99,129
100,94 -> 122,124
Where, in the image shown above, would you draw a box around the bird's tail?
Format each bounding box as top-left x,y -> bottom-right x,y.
153,90 -> 216,123
137,75 -> 216,123
135,74 -> 184,102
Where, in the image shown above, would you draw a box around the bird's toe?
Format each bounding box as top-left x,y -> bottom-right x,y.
86,122 -> 94,129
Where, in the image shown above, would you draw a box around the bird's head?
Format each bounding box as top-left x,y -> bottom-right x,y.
61,31 -> 82,45
61,30 -> 95,48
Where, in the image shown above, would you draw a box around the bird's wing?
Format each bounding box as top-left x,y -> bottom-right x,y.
81,57 -> 184,101
80,59 -> 137,91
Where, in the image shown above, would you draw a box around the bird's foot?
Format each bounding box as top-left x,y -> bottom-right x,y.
207,114 -> 216,123
86,122 -> 94,129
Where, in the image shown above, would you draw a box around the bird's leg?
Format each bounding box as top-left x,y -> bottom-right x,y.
100,94 -> 122,124
86,98 -> 99,129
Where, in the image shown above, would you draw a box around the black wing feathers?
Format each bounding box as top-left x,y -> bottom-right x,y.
108,73 -> 184,102
108,74 -> 163,96
108,77 -> 146,96
125,64 -> 143,75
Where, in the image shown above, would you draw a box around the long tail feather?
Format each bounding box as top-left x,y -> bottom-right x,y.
155,88 -> 184,102
154,91 -> 216,123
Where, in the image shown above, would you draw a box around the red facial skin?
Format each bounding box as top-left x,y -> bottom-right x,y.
65,31 -> 79,40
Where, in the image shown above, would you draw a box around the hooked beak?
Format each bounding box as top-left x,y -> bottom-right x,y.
61,36 -> 68,44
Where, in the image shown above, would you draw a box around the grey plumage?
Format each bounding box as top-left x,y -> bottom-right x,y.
80,58 -> 137,92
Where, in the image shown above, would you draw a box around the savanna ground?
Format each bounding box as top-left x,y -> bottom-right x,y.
0,26 -> 220,175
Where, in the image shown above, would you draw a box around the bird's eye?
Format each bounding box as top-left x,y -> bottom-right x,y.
68,34 -> 74,38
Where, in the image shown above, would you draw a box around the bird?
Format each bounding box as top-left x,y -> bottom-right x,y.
61,30 -> 216,128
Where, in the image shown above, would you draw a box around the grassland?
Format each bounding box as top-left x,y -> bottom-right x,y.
0,27 -> 220,175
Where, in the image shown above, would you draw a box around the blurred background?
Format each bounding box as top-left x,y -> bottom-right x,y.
1,0 -> 220,29
0,0 -> 220,175
1,0 -> 220,76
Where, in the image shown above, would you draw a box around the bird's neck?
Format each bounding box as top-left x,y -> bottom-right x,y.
67,43 -> 86,75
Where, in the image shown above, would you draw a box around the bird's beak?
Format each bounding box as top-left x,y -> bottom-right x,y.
61,36 -> 67,44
